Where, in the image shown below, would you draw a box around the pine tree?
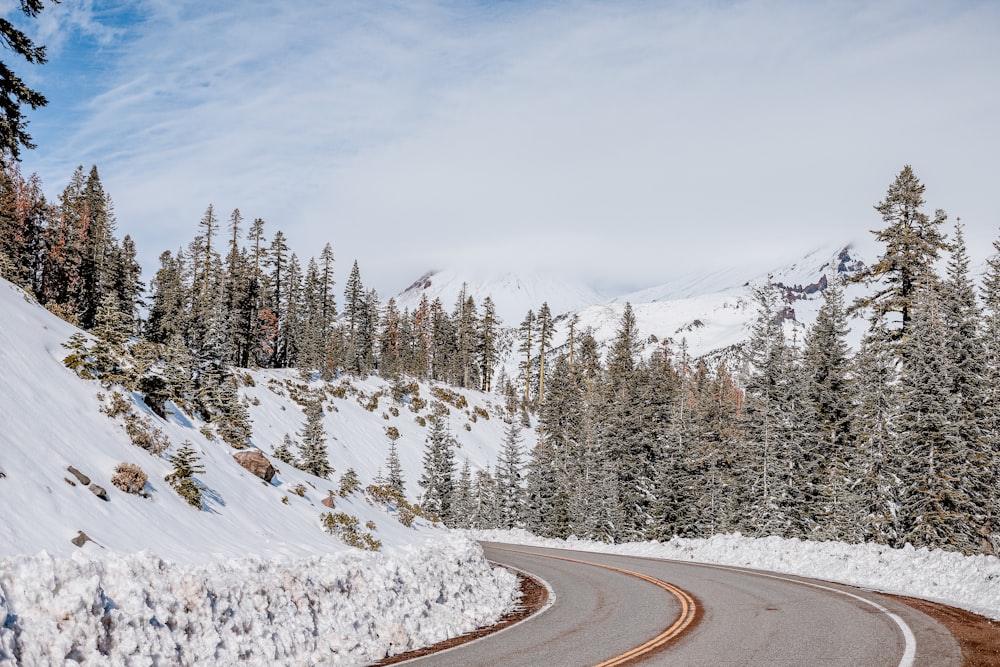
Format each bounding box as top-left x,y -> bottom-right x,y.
273,434 -> 297,466
478,296 -> 500,392
385,439 -> 405,497
895,286 -> 981,552
738,281 -> 797,537
165,442 -> 205,508
298,394 -> 332,478
472,467 -> 500,529
451,459 -> 474,529
799,282 -> 861,540
0,0 -> 53,159
536,302 -> 554,401
418,415 -> 456,522
518,310 -> 534,403
849,165 -> 947,347
495,421 -> 525,529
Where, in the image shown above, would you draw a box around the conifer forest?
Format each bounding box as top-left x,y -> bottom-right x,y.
2,158 -> 998,557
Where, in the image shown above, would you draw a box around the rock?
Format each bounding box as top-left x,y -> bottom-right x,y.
88,483 -> 109,501
321,495 -> 335,509
67,466 -> 91,486
233,450 -> 276,483
71,530 -> 92,548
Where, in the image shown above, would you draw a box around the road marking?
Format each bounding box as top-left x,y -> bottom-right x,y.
492,546 -> 699,667
693,561 -> 917,667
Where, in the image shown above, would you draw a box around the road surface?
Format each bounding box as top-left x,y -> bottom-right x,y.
398,542 -> 961,667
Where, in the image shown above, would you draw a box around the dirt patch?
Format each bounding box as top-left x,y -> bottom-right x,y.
373,567 -> 549,665
891,594 -> 1000,667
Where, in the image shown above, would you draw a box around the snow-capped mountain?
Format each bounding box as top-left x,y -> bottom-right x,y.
395,267 -> 607,325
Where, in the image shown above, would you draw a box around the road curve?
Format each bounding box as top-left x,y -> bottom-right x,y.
398,542 -> 962,667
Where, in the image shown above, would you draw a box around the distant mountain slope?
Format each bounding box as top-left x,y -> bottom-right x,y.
395,267 -> 606,325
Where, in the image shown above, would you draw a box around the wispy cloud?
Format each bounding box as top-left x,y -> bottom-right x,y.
22,0 -> 1000,295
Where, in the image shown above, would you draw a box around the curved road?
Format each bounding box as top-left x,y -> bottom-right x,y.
399,542 -> 962,667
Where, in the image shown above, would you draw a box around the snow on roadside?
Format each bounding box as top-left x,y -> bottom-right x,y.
472,529 -> 1000,621
0,534 -> 517,666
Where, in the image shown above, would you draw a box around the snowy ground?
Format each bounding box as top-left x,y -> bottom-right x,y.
0,277 -> 521,665
472,529 -> 1000,621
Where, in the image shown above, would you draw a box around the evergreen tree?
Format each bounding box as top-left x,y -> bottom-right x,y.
536,302 -> 554,401
451,459 -> 474,529
495,421 -> 525,529
385,439 -> 405,497
165,442 -> 205,509
478,297 -> 500,392
895,287 -> 982,552
849,165 -> 947,347
273,434 -> 297,466
298,394 -> 332,478
472,467 -> 500,529
0,0 -> 52,159
518,309 -> 534,403
418,415 -> 456,521
799,282 -> 860,540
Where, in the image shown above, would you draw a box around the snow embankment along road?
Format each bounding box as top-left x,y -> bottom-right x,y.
0,536 -> 518,666
406,543 -> 957,667
471,529 -> 1000,622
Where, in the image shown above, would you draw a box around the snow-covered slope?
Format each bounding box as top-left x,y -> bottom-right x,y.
395,267 -> 606,325
0,278 -> 520,664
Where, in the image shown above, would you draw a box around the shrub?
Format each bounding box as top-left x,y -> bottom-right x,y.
338,468 -> 361,497
123,412 -> 171,456
164,443 -> 204,508
100,391 -> 132,419
112,462 -> 148,495
320,511 -> 382,551
473,406 -> 490,421
292,483 -> 307,497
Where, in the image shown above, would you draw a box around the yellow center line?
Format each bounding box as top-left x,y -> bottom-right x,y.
491,546 -> 699,667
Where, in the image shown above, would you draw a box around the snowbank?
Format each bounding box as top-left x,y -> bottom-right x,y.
472,529 -> 1000,621
0,535 -> 518,666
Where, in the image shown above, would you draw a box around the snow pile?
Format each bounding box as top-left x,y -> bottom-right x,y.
473,530 -> 1000,621
0,535 -> 517,666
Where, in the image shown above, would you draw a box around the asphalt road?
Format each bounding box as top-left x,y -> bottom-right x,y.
398,542 -> 962,667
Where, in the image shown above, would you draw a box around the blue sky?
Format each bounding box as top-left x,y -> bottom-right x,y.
7,0 -> 1000,298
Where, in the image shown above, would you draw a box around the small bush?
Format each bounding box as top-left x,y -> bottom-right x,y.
112,462 -> 148,495
320,511 -> 382,551
473,406 -> 489,421
430,386 -> 468,410
464,423 -> 472,432
430,400 -> 449,417
409,397 -> 426,413
389,406 -> 399,417
292,483 -> 307,497
414,415 -> 426,427
385,426 -> 400,441
100,391 -> 132,419
123,412 -> 171,456
338,468 -> 361,497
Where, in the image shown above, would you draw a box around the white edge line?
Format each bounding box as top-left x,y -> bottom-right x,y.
695,561 -> 917,667
393,560 -> 556,665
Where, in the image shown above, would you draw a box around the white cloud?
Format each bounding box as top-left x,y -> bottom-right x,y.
24,0 -> 1000,296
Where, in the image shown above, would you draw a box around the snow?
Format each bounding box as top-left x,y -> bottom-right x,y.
394,267 -> 606,324
471,529 -> 1000,621
0,535 -> 517,665
0,278 -> 520,664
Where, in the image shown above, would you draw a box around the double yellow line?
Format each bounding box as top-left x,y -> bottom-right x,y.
493,547 -> 699,666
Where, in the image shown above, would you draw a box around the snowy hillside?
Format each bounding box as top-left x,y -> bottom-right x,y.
0,278 -> 520,664
395,267 -> 606,325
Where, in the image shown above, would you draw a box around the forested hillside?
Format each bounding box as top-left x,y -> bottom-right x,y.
2,158 -> 997,557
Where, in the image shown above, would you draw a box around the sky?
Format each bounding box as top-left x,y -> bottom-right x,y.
6,0 -> 1000,298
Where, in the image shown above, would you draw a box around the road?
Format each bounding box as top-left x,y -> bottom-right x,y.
398,542 -> 962,667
